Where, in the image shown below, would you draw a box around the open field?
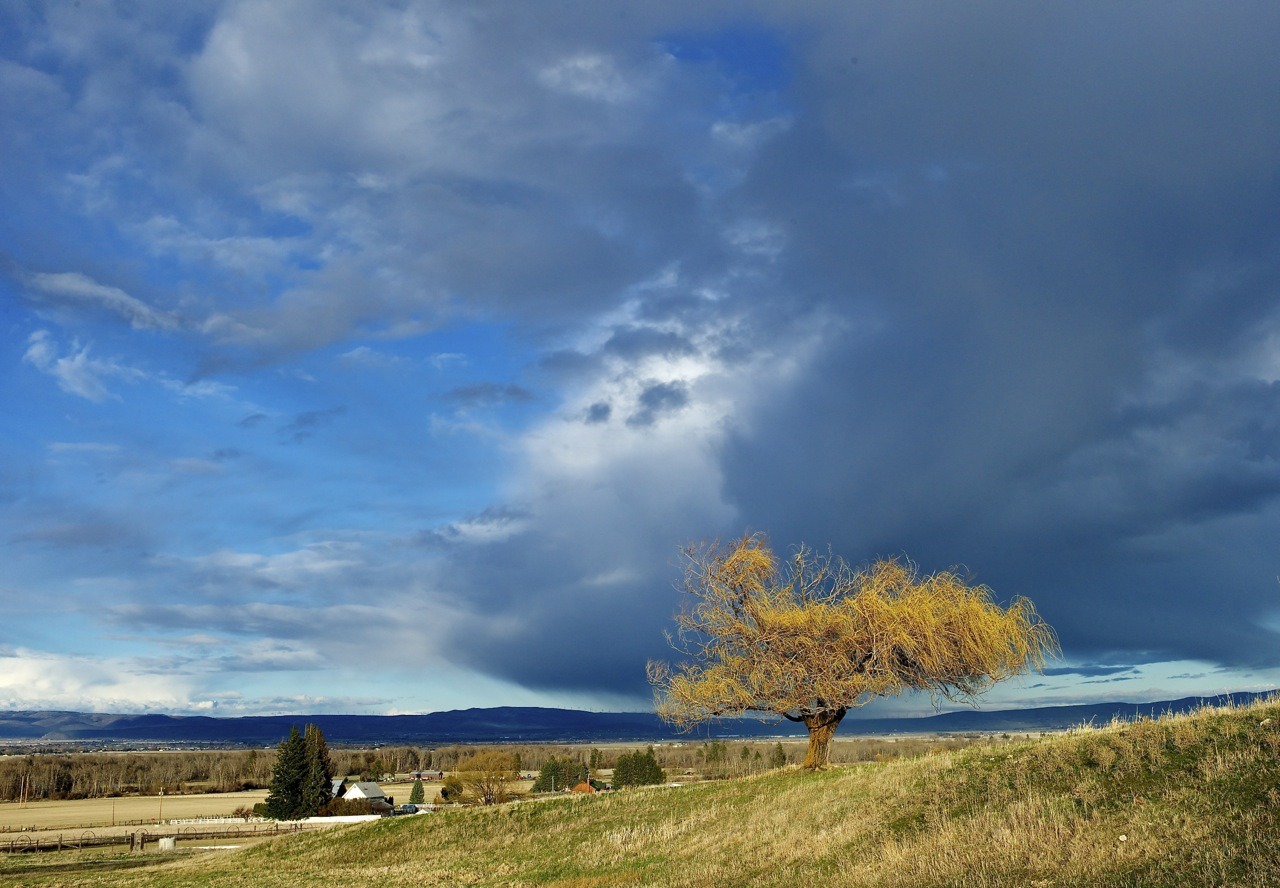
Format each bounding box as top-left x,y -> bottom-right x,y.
2,696 -> 1278,887
0,790 -> 268,837
0,776 -> 541,836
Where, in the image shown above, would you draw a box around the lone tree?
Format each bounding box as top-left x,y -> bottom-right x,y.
456,750 -> 518,805
648,535 -> 1057,769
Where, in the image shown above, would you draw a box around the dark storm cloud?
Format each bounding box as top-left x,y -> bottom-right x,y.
407,506 -> 532,549
626,380 -> 690,428
279,406 -> 345,443
584,401 -> 612,424
1043,665 -> 1139,679
382,3 -> 1280,702
13,520 -> 144,550
107,602 -> 379,640
603,326 -> 698,361
428,528 -> 688,698
444,382 -> 536,407
704,3 -> 1280,678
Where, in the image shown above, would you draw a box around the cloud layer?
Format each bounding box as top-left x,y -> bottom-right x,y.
3,1 -> 1280,715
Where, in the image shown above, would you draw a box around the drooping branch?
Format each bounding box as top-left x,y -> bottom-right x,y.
649,534 -> 1059,767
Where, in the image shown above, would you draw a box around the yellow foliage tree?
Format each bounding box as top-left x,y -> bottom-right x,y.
648,535 -> 1058,769
455,749 -> 517,805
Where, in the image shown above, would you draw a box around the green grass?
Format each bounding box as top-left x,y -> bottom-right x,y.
6,697 -> 1280,886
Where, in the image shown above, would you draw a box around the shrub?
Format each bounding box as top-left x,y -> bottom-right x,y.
317,798 -> 373,816
438,776 -> 465,802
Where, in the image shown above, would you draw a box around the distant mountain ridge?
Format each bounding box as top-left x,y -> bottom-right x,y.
1,691 -> 1273,745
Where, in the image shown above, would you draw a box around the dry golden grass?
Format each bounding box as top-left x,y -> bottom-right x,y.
4,696 -> 1279,887
0,790 -> 268,835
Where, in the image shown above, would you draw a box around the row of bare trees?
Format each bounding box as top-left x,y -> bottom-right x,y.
0,750 -> 275,801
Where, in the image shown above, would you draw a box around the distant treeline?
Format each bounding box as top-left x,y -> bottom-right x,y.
0,734 -> 1001,802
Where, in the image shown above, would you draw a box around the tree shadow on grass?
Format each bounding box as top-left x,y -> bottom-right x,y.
0,854 -> 173,878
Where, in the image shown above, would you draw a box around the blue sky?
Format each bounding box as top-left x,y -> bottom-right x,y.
3,1 -> 1280,718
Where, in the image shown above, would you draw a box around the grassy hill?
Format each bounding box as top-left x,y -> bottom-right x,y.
6,696 -> 1280,887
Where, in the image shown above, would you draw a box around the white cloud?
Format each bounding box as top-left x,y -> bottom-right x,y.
215,639 -> 326,672
22,329 -> 144,401
135,214 -> 300,276
199,312 -> 272,345
25,270 -> 179,330
183,541 -> 365,587
710,117 -> 791,150
338,345 -> 409,369
22,329 -> 236,403
47,441 -> 121,455
430,352 -> 466,370
157,375 -> 238,400
0,648 -> 197,713
538,53 -> 633,103
169,458 -> 224,476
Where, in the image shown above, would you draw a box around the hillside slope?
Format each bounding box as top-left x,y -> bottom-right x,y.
6,697 -> 1280,887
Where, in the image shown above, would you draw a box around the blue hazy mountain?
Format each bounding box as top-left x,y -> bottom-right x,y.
1,691 -> 1272,745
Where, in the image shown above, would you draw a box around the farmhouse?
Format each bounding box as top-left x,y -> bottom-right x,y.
343,782 -> 388,802
343,781 -> 394,815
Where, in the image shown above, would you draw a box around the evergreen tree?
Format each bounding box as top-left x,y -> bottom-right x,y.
612,747 -> 665,789
301,724 -> 333,817
531,757 -> 587,792
702,740 -> 728,777
265,726 -> 306,819
769,742 -> 787,769
612,753 -> 634,789
640,747 -> 665,786
409,778 -> 425,805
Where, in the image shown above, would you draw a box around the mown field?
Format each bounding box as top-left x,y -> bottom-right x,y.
4,697 -> 1278,887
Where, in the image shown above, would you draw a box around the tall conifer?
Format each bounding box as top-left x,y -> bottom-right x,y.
302,724 -> 334,816
265,726 -> 306,819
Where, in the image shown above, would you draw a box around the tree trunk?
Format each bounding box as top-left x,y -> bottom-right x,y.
801,709 -> 847,769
